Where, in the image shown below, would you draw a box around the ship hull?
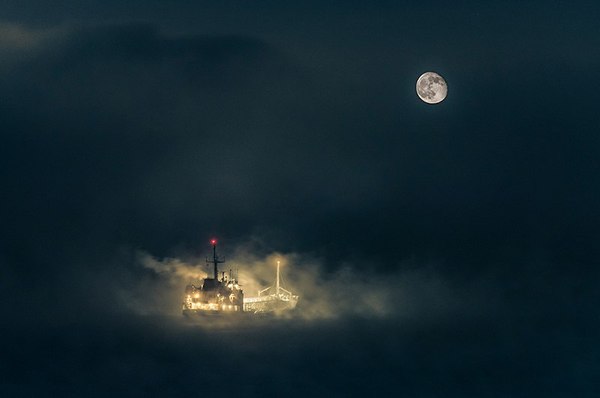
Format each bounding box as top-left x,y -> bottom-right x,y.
243,295 -> 298,314
182,309 -> 246,316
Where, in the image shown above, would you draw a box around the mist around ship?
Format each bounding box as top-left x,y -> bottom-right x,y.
128,241 -> 461,322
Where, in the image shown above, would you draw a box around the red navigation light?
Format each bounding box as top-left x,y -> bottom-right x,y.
210,239 -> 217,246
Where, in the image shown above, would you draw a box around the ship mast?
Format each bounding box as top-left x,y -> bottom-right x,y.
207,239 -> 225,280
276,260 -> 280,294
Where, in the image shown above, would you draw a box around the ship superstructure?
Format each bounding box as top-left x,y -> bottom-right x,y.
182,240 -> 244,314
243,260 -> 299,314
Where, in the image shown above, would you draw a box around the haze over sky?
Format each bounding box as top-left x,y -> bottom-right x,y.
1,1 -> 600,396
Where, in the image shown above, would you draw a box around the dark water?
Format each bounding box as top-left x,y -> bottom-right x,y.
1,311 -> 597,397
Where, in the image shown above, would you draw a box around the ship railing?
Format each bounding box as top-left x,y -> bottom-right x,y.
258,285 -> 295,297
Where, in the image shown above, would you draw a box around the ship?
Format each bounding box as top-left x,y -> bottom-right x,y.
182,239 -> 299,316
242,260 -> 299,314
182,239 -> 244,315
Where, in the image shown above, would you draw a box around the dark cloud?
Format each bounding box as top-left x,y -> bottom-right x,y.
1,3 -> 599,395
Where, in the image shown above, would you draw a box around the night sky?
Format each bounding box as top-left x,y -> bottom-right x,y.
2,1 -> 600,396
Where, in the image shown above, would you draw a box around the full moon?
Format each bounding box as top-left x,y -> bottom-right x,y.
416,71 -> 448,104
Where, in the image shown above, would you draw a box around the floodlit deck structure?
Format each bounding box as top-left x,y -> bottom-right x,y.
243,260 -> 299,314
182,240 -> 244,315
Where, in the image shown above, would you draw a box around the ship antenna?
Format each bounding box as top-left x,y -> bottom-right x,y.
207,239 -> 225,280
